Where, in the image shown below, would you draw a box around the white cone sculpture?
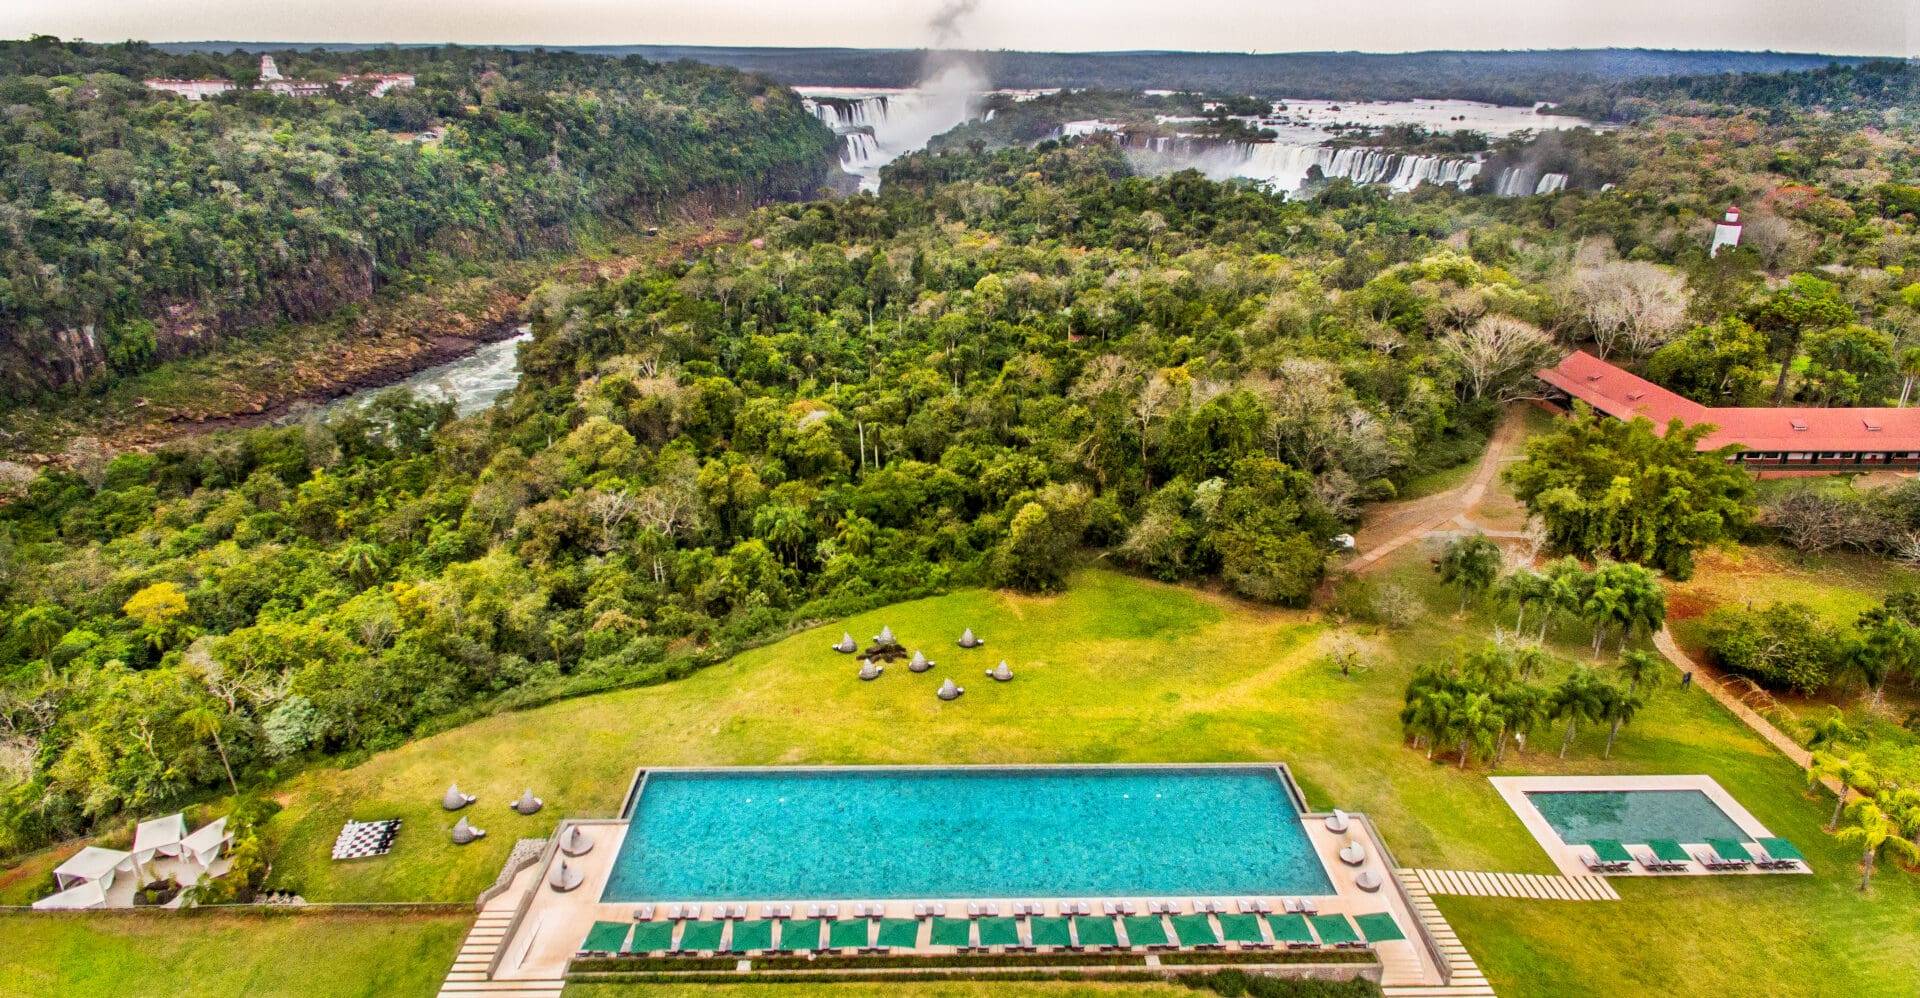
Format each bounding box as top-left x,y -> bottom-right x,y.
559,824 -> 593,857
937,678 -> 964,701
1339,839 -> 1366,866
987,661 -> 1013,682
442,782 -> 475,811
909,650 -> 933,673
858,658 -> 883,681
958,628 -> 983,648
451,816 -> 486,844
548,859 -> 583,892
510,788 -> 543,815
833,633 -> 857,653
875,625 -> 897,647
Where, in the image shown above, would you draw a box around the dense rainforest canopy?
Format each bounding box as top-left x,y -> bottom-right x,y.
0,37 -> 836,393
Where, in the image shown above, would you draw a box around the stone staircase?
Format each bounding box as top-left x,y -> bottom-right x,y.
1408,867 -> 1619,901
1381,868 -> 1495,998
439,908 -> 562,998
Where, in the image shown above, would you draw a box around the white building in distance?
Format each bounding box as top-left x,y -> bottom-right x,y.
1709,205 -> 1743,257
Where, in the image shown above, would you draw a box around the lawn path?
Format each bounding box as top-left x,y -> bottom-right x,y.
1651,628 -> 1843,798
1346,406 -> 1528,575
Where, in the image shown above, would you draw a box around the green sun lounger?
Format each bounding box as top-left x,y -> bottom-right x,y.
727,919 -> 773,953
1352,912 -> 1405,943
779,919 -> 823,952
1122,915 -> 1170,948
1705,838 -> 1753,867
1589,839 -> 1634,864
1072,915 -> 1120,949
929,917 -> 974,948
1170,913 -> 1221,948
579,920 -> 630,955
828,918 -> 871,950
676,919 -> 725,953
876,918 -> 920,949
1757,837 -> 1805,865
1217,913 -> 1267,946
1310,913 -> 1361,947
976,917 -> 1022,948
1026,916 -> 1073,949
1266,913 -> 1316,947
625,919 -> 676,954
1649,838 -> 1692,866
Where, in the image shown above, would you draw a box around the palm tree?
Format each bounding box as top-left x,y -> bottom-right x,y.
1808,752 -> 1877,830
1438,534 -> 1502,613
1898,345 -> 1920,406
1492,682 -> 1550,763
1496,570 -> 1547,634
179,702 -> 239,794
1616,649 -> 1665,697
1834,798 -> 1920,892
1550,667 -> 1610,758
1453,691 -> 1503,769
1804,707 -> 1858,753
1851,608 -> 1919,707
1600,683 -> 1647,758
1541,557 -> 1589,643
334,541 -> 388,589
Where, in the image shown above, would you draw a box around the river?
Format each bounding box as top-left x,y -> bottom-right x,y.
312,326 -> 533,421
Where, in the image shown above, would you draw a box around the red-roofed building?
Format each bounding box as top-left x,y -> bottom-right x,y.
1537,351 -> 1920,473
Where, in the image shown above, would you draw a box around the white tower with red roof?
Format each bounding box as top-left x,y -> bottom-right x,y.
1710,205 -> 1742,257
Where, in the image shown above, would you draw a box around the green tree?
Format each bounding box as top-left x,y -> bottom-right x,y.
1437,533 -> 1502,612
1599,682 -> 1647,758
1834,798 -> 1919,892
1809,752 -> 1878,831
1744,274 -> 1855,405
1549,666 -> 1610,758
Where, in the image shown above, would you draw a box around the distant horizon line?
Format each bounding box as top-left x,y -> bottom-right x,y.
14,38 -> 1902,61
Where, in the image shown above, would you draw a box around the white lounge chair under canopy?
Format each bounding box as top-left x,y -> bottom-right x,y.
510,789 -> 544,815
937,678 -> 964,701
54,847 -> 134,890
548,859 -> 583,892
1355,869 -> 1383,892
451,817 -> 486,845
132,813 -> 188,864
442,783 -> 476,811
559,824 -> 594,857
1339,839 -> 1367,866
987,660 -> 1013,681
1324,809 -> 1350,833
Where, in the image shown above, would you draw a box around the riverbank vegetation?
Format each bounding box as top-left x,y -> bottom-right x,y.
0,36 -> 835,395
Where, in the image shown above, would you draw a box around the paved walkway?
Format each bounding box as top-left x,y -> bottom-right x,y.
1406,868 -> 1618,901
1382,869 -> 1495,998
1650,628 -> 1843,798
440,888 -> 562,998
1345,408 -> 1528,575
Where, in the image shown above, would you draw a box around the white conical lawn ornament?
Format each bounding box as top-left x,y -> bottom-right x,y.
988,660 -> 1013,682
833,633 -> 857,653
451,816 -> 486,844
958,628 -> 983,648
858,658 -> 883,681
876,625 -> 897,646
909,650 -> 932,672
510,788 -> 543,815
937,678 -> 964,701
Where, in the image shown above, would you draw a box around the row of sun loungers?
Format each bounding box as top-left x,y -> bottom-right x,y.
1582,836 -> 1804,874
577,908 -> 1399,960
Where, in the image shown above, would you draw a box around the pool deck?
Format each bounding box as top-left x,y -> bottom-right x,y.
482,804 -> 1445,987
1491,774 -> 1810,878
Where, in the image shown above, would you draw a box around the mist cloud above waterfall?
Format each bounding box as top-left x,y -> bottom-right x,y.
928,0 -> 982,46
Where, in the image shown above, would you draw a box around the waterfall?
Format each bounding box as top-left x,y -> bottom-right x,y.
837,131 -> 881,172
804,96 -> 891,130
1196,142 -> 1482,196
1490,166 -> 1570,197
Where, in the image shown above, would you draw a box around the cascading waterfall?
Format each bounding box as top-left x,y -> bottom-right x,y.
1491,165 -> 1570,197
800,83 -> 980,192
1143,139 -> 1483,197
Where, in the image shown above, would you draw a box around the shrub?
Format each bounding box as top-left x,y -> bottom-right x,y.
1702,602 -> 1841,693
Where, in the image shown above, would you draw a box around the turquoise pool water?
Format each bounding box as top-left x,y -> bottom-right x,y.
1527,789 -> 1750,845
601,766 -> 1334,902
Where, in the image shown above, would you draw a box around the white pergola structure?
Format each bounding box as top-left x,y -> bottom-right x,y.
180,817 -> 231,868
32,879 -> 108,910
53,846 -> 135,892
132,813 -> 188,865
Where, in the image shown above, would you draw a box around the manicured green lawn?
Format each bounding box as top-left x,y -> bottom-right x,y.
26,556 -> 1920,997
0,910 -> 468,997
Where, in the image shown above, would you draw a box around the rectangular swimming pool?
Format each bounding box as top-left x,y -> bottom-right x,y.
1525,789 -> 1751,846
601,765 -> 1335,902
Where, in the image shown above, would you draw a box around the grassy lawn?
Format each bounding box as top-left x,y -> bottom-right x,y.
226,555 -> 1920,996
0,910 -> 467,998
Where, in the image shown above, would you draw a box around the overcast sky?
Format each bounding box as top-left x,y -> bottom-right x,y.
2,0 -> 1914,58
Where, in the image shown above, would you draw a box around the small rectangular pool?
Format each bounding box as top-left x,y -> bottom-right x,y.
1526,789 -> 1751,846
601,765 -> 1335,902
